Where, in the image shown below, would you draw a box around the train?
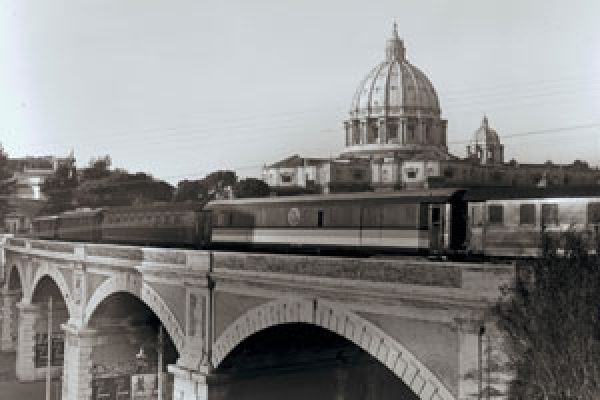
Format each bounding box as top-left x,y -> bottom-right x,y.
29,186 -> 600,259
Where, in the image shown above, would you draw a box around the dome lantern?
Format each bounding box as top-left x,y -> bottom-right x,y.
386,22 -> 405,61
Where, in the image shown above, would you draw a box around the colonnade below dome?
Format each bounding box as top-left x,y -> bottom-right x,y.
343,116 -> 448,156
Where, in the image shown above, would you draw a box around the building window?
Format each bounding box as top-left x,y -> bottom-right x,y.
488,205 -> 504,225
387,124 -> 398,143
317,210 -> 324,228
519,204 -> 536,225
281,174 -> 292,183
541,203 -> 559,226
406,168 -> 418,179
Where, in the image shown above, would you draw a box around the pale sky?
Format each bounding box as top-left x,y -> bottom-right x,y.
1,0 -> 599,183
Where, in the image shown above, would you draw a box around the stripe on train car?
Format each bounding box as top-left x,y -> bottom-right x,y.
211,228 -> 430,248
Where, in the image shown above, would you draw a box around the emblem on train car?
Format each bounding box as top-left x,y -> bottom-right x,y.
287,207 -> 301,226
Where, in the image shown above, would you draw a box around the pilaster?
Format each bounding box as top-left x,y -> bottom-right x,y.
1,289 -> 21,351
61,324 -> 96,400
169,364 -> 229,400
15,302 -> 40,381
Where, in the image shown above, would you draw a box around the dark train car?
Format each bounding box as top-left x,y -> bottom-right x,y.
56,209 -> 104,242
205,189 -> 466,254
31,216 -> 59,240
101,202 -> 210,247
465,186 -> 600,257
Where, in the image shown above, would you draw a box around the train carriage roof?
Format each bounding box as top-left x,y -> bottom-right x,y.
206,188 -> 464,208
33,215 -> 59,222
463,186 -> 600,201
104,201 -> 205,214
58,208 -> 104,219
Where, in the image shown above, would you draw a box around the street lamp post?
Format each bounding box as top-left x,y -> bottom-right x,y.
157,325 -> 164,400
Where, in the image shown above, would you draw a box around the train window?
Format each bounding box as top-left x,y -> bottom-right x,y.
541,204 -> 559,226
587,204 -> 600,224
317,210 -> 324,228
431,207 -> 441,224
519,204 -> 536,225
488,205 -> 504,225
587,202 -> 600,224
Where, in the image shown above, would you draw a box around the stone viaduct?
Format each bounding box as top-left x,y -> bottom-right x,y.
0,236 -> 514,400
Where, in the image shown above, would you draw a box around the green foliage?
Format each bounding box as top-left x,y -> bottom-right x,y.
40,163 -> 78,214
82,155 -> 111,180
76,170 -> 173,207
495,229 -> 600,399
233,178 -> 270,198
174,170 -> 238,202
0,147 -> 16,220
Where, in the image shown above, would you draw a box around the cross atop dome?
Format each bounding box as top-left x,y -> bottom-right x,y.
386,22 -> 405,61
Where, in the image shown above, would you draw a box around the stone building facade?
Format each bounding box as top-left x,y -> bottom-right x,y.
262,25 -> 600,194
4,153 -> 75,233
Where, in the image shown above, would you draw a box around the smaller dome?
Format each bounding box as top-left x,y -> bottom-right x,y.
473,115 -> 500,146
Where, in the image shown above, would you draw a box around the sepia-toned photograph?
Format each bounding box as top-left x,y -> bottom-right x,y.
0,1 -> 599,399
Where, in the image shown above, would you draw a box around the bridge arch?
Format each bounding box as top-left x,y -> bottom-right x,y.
83,275 -> 185,352
29,262 -> 75,317
212,299 -> 455,400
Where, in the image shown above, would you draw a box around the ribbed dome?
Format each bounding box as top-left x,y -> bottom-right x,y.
349,24 -> 440,119
342,24 -> 448,159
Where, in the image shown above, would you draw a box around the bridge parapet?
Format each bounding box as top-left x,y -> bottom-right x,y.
212,252 -> 514,305
4,238 -> 211,272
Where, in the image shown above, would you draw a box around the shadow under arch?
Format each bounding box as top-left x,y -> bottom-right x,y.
83,275 -> 185,353
5,263 -> 24,292
29,264 -> 75,318
211,299 -> 455,400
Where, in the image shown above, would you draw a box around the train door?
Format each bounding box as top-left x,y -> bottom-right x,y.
430,205 -> 444,252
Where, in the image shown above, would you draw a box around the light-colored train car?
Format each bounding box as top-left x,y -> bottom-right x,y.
466,187 -> 600,257
205,189 -> 466,254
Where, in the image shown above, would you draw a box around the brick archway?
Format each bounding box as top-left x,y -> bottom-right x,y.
83,275 -> 186,352
211,299 -> 455,400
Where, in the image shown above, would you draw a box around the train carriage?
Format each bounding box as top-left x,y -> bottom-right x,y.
101,202 -> 210,247
31,215 -> 59,240
465,187 -> 600,257
56,209 -> 104,242
205,189 -> 466,254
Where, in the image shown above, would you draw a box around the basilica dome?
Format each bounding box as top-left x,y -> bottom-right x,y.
342,25 -> 448,159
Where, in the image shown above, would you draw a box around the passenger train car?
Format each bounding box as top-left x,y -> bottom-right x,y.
205,189 -> 467,254
28,186 -> 600,259
465,187 -> 600,257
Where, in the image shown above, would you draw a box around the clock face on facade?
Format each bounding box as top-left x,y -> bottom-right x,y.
287,207 -> 301,226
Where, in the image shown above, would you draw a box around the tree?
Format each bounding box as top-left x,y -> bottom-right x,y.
494,230 -> 600,399
174,170 -> 238,202
76,170 -> 173,207
233,178 -> 271,198
0,146 -> 16,224
82,155 -> 112,180
41,163 -> 78,214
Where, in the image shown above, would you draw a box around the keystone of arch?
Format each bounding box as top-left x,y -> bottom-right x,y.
83,275 -> 186,353
211,298 -> 455,400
